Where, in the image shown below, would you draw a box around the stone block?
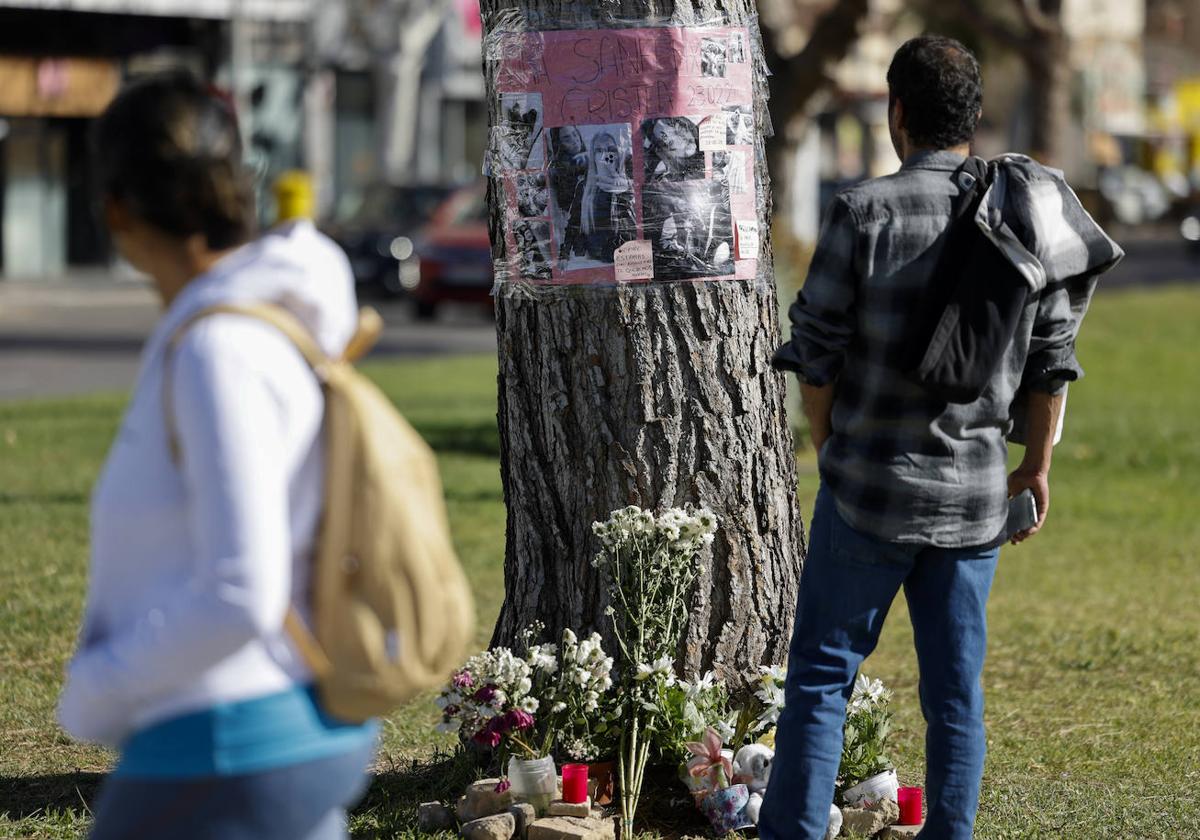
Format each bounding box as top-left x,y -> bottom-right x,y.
457,779 -> 514,823
461,812 -> 516,840
840,796 -> 899,838
418,801 -> 456,833
879,825 -> 923,839
547,798 -> 592,818
839,806 -> 887,837
527,815 -> 616,840
508,802 -> 537,840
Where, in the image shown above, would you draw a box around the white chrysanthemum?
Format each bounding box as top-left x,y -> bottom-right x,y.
520,696 -> 539,713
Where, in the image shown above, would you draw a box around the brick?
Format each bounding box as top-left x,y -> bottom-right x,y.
527,815 -> 616,840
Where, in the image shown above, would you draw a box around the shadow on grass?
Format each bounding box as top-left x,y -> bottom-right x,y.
410,422 -> 500,459
0,492 -> 90,506
0,771 -> 103,819
351,749 -> 480,838
350,755 -> 720,840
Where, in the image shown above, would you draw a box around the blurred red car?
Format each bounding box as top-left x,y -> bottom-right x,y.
410,183 -> 494,320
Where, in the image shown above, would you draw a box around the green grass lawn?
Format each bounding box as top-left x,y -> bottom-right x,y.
2,286 -> 1198,839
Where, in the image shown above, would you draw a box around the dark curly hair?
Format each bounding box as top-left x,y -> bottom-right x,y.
886,35 -> 982,150
94,71 -> 254,250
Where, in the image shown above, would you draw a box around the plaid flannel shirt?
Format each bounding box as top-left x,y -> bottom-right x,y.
773,150 -> 1120,547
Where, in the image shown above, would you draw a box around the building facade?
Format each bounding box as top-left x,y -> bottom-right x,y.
0,0 -> 485,280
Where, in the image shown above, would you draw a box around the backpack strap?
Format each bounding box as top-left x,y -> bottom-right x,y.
161,301 -> 368,682
163,302 -> 330,463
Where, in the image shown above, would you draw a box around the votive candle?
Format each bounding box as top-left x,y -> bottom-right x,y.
897,786 -> 922,825
562,763 -> 589,804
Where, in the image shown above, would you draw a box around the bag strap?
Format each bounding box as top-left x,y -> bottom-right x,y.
163,303 -> 384,461
160,302 -> 383,682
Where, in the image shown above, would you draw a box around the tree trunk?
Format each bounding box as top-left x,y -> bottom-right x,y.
480,0 -> 806,688
1023,28 -> 1070,166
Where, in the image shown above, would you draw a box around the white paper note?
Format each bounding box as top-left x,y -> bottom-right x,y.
736,220 -> 759,260
698,113 -> 728,152
614,240 -> 655,281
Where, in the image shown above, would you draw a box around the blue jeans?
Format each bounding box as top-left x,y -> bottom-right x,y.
87,740 -> 375,840
759,486 -> 999,840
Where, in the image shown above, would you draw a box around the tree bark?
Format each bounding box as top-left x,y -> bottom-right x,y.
1022,27 -> 1070,166
760,0 -> 872,217
480,0 -> 805,688
952,0 -> 1070,166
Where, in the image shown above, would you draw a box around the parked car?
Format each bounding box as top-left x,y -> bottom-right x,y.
1182,205 -> 1200,256
410,183 -> 493,320
324,183 -> 458,296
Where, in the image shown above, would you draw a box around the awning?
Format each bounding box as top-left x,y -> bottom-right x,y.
0,0 -> 313,21
0,56 -> 120,117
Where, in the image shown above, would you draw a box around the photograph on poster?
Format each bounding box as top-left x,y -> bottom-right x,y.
728,33 -> 745,63
499,92 -> 546,170
549,123 -> 637,271
642,116 -> 705,182
517,172 -> 550,217
701,37 -> 727,78
714,150 -> 749,194
643,180 -> 734,280
514,219 -> 553,280
724,104 -> 754,145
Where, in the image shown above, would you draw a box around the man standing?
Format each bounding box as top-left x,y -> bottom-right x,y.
761,36 -> 1121,839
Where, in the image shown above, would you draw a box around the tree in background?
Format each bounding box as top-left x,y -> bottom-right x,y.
925,0 -> 1070,166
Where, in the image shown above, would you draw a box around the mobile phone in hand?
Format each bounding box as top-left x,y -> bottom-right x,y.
1006,488 -> 1039,541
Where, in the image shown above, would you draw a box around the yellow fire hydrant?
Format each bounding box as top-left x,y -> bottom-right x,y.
273,169 -> 315,223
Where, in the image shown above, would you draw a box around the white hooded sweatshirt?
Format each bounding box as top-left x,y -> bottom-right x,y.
58,220 -> 357,747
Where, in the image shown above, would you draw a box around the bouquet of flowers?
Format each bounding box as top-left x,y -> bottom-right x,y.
752,665 -> 786,737
543,627 -> 617,762
591,504 -> 718,834
434,623 -> 615,764
435,644 -> 545,759
838,673 -> 895,793
649,670 -> 732,764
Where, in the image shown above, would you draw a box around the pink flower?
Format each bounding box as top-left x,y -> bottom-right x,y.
494,779 -> 512,793
505,709 -> 535,731
472,684 -> 498,703
472,728 -> 503,749
685,727 -> 732,792
452,671 -> 475,689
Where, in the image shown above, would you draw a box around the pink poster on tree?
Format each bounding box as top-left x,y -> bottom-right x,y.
492,25 -> 758,286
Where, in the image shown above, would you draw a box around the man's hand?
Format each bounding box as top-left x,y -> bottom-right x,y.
799,382 -> 835,452
1007,467 -> 1049,544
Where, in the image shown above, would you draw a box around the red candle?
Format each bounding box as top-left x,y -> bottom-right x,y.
562,763 -> 589,804
897,786 -> 922,825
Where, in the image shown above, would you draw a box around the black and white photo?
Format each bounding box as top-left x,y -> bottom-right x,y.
700,37 -> 727,78
516,172 -> 549,217
548,123 -> 636,271
642,180 -> 735,280
728,33 -> 745,64
498,92 -> 545,171
513,219 -> 552,280
724,104 -> 754,145
714,150 -> 749,194
642,116 -> 705,182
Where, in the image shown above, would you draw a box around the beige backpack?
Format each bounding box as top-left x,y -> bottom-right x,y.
166,303 -> 475,722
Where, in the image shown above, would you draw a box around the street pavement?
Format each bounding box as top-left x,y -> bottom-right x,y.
0,236 -> 1195,401
0,280 -> 497,401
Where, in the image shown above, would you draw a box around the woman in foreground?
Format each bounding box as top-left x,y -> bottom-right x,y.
57,72 -> 375,840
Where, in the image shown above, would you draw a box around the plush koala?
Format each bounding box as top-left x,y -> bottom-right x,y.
732,744 -> 774,794
744,792 -> 764,825
825,803 -> 843,840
